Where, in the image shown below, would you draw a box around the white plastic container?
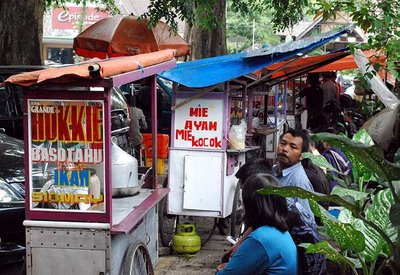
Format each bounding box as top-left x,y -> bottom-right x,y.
111,142 -> 139,197
88,168 -> 101,199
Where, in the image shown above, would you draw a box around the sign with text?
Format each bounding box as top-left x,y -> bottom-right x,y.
174,98 -> 224,149
52,7 -> 109,30
28,99 -> 105,213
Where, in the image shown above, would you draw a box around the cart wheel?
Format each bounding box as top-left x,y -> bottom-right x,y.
230,181 -> 245,239
158,177 -> 177,247
122,243 -> 154,275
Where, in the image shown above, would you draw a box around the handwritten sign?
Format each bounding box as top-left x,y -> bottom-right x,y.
174,98 -> 223,149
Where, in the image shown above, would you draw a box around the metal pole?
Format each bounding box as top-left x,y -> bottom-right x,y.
150,75 -> 158,189
252,19 -> 256,50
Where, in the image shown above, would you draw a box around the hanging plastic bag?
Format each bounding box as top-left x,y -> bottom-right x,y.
228,119 -> 247,149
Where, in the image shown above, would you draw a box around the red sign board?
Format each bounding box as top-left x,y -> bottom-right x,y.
52,7 -> 109,30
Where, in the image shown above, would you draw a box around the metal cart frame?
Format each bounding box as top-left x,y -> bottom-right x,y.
10,57 -> 175,274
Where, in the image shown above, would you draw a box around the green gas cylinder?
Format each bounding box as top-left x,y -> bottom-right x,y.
172,223 -> 201,255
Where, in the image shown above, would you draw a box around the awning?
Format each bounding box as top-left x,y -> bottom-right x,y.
260,49 -> 386,87
159,26 -> 351,88
311,50 -> 385,72
266,51 -> 350,80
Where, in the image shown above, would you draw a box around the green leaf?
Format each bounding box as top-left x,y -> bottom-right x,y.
339,189 -> 397,261
258,185 -> 361,215
311,133 -> 400,183
352,129 -> 374,145
331,186 -> 369,202
310,200 -> 365,251
302,152 -> 341,174
299,241 -> 355,268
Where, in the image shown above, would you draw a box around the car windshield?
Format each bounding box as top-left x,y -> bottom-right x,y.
0,182 -> 23,202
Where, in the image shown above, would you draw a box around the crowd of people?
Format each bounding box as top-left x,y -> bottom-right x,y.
298,72 -> 364,139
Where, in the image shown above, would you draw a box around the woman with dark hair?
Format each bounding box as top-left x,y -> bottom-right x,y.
217,174 -> 297,275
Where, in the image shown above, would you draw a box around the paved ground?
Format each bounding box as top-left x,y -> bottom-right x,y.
155,216 -> 229,275
155,169 -> 230,274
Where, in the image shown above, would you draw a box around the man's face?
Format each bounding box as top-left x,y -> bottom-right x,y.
277,133 -> 303,169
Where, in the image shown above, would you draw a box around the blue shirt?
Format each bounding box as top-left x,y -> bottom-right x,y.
273,162 -> 315,219
217,226 -> 297,275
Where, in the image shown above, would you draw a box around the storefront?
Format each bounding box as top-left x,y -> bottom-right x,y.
42,6 -> 109,64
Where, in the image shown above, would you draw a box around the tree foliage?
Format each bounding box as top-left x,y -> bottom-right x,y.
312,0 -> 400,79
2,0 -> 400,68
142,0 -> 313,33
141,0 -> 218,33
226,2 -> 280,53
230,0 -> 311,30
44,0 -> 118,12
143,0 -> 400,77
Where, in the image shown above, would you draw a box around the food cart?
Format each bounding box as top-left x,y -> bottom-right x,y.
157,77 -> 266,245
5,50 -> 176,274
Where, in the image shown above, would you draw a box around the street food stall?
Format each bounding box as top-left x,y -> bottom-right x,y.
4,50 -> 176,274
156,27 -> 351,245
156,81 -> 261,245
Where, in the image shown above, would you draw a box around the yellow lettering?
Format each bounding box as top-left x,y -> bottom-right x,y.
31,192 -> 104,207
90,194 -> 104,204
76,194 -> 89,204
60,193 -> 75,203
32,192 -> 43,202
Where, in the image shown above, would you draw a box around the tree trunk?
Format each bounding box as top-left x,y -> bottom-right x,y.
185,0 -> 227,60
0,0 -> 44,65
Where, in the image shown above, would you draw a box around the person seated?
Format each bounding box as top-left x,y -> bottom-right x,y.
217,173 -> 297,275
343,108 -> 358,138
224,158 -> 326,275
316,127 -> 353,192
323,100 -> 346,135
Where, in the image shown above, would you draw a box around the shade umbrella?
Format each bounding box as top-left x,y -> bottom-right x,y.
73,15 -> 189,59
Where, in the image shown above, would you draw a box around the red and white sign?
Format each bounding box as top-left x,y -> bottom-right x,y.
174,98 -> 224,149
52,7 -> 109,30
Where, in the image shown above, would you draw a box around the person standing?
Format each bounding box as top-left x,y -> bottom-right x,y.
126,95 -> 148,159
333,71 -> 344,96
297,73 -> 324,129
136,85 -> 163,132
320,72 -> 338,107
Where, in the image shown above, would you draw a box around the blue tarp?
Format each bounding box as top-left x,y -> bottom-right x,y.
159,26 -> 351,88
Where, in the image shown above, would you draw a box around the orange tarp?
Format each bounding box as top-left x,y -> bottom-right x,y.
264,50 -> 386,80
312,50 -> 386,72
266,52 -> 349,79
4,49 -> 176,87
